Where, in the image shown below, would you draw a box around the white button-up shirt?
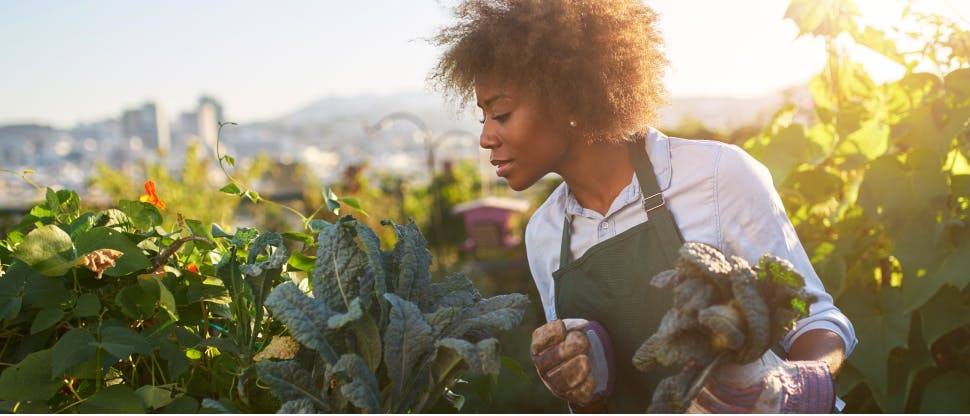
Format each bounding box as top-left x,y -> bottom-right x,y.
525,128 -> 858,357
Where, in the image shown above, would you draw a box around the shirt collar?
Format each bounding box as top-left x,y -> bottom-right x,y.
560,128 -> 673,219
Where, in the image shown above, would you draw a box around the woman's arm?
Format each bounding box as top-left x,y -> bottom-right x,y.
787,328 -> 846,377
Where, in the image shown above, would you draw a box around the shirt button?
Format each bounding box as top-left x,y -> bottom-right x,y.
601,222 -> 609,230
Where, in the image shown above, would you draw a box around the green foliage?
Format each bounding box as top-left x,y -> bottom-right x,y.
761,1 -> 970,412
0,187 -> 292,412
257,215 -> 529,413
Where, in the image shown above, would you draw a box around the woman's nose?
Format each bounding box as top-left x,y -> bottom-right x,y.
480,125 -> 499,149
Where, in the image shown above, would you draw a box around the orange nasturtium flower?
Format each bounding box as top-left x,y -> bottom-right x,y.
139,180 -> 166,210
186,262 -> 198,273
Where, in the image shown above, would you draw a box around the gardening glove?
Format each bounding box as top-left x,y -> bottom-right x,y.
685,350 -> 835,414
530,319 -> 614,410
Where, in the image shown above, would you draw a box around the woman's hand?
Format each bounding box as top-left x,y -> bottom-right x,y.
687,350 -> 835,413
530,319 -> 614,410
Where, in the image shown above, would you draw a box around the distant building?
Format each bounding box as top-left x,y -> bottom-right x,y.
121,102 -> 170,151
0,124 -> 57,167
198,95 -> 225,124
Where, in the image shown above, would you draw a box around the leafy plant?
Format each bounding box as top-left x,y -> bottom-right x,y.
256,215 -> 529,413
748,1 -> 970,412
0,186 -> 291,412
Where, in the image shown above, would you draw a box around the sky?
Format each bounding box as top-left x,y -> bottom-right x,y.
1,0 -> 968,128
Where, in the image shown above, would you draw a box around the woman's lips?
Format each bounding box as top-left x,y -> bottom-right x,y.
491,159 -> 512,177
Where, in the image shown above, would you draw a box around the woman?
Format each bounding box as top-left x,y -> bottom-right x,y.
431,0 -> 857,413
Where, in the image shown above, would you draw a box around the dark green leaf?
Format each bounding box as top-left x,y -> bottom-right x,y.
135,384 -> 180,410
97,208 -> 132,229
79,385 -> 146,413
282,231 -> 315,245
23,274 -> 70,309
314,216 -> 367,312
51,328 -> 98,378
0,263 -> 28,321
445,294 -> 530,339
255,360 -> 322,407
500,355 -> 531,382
422,273 -> 481,312
223,155 -> 235,167
840,286 -> 908,397
278,399 -> 316,413
153,336 -> 190,379
264,282 -> 338,363
920,371 -> 970,413
436,338 -> 500,375
332,354 -> 381,413
308,219 -> 330,233
115,283 -> 157,320
0,349 -> 61,401
117,200 -> 163,231
74,292 -> 101,317
385,220 -> 432,304
67,212 -> 96,238
859,153 -> 948,230
785,167 -> 844,206
327,297 -> 364,330
30,307 -> 64,334
355,221 -> 387,310
383,293 -> 434,398
12,224 -> 78,276
99,326 -> 152,360
917,285 -> 970,346
230,227 -> 259,247
75,227 -> 152,277
426,307 -> 461,335
211,223 -> 233,239
184,218 -> 216,249
45,188 -> 60,218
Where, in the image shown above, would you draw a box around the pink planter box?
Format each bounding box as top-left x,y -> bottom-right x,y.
451,197 -> 529,253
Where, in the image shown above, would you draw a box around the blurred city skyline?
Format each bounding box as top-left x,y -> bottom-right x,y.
4,0 -> 968,129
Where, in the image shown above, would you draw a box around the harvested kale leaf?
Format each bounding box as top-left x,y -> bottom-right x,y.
633,242 -> 816,413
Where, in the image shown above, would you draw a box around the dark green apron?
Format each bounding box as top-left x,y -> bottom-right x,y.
553,140 -> 684,413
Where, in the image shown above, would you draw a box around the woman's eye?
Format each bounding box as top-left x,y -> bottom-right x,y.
493,112 -> 510,122
478,110 -> 486,124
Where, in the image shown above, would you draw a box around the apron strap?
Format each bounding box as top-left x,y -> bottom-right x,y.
628,138 -> 666,214
559,138 -> 668,269
560,215 -> 572,269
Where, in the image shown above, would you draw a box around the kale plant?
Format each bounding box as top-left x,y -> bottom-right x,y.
257,216 -> 529,413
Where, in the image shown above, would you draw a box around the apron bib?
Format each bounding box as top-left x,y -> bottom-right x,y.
552,139 -> 684,413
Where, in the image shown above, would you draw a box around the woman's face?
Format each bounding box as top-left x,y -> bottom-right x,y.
475,79 -> 570,191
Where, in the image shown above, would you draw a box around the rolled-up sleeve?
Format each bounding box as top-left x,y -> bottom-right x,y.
713,145 -> 858,357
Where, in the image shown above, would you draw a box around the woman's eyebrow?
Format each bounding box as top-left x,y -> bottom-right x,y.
478,94 -> 512,108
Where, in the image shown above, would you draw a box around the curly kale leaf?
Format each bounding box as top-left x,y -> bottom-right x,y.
443,294 -> 530,339
264,282 -> 338,364
383,220 -> 432,304
314,216 -> 368,313
421,272 -> 482,312
329,297 -> 382,371
382,293 -> 434,400
354,221 -> 388,314
330,354 -> 381,413
277,398 -> 316,414
255,360 -> 327,411
435,337 -> 501,376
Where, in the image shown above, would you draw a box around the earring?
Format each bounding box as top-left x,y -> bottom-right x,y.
569,120 -> 577,127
